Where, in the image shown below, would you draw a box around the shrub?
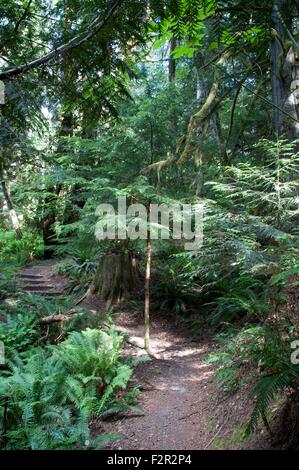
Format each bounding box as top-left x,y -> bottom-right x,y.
0,327 -> 133,450
0,312 -> 38,358
0,230 -> 44,264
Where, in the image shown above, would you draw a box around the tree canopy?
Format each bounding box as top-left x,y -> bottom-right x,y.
0,0 -> 299,452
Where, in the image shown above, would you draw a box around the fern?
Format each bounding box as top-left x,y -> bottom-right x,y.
246,367 -> 298,436
0,327 -> 134,450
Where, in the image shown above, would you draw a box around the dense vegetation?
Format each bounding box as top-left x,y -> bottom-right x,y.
0,0 -> 299,450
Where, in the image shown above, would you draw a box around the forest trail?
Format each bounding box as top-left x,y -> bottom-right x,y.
16,262 -> 266,450
17,262 -> 66,299
107,311 -> 262,450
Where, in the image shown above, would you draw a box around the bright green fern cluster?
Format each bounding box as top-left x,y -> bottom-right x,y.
0,327 -> 134,450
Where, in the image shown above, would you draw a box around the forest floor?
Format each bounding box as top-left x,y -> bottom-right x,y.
17,261 -> 67,298
101,309 -> 271,450
17,261 -> 272,450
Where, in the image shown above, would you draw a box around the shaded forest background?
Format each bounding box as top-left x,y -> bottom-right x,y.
0,0 -> 299,450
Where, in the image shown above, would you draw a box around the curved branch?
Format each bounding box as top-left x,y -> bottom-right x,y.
178,51 -> 231,167
0,0 -> 123,80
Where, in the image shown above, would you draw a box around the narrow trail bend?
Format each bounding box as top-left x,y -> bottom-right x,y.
16,262 -> 268,450
17,262 -> 66,299
107,311 -> 265,450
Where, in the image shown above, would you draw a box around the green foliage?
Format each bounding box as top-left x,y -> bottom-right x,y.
1,0 -> 299,449
0,293 -> 75,351
209,325 -> 267,391
0,312 -> 38,358
245,326 -> 299,435
0,262 -> 17,299
153,0 -> 214,45
56,236 -> 99,294
208,139 -> 299,232
0,327 -> 133,450
209,322 -> 299,434
152,251 -> 201,316
0,230 -> 44,264
246,370 -> 297,437
206,274 -> 272,325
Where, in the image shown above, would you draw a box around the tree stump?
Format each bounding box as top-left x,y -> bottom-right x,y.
92,252 -> 139,307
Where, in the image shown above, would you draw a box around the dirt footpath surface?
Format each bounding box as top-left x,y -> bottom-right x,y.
16,261 -> 270,450
104,311 -> 270,450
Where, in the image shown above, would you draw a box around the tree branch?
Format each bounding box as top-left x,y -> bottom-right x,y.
0,0 -> 123,80
242,82 -> 299,125
177,51 -> 232,167
14,0 -> 33,33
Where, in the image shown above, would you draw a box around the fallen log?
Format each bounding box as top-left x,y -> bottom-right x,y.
39,309 -> 79,325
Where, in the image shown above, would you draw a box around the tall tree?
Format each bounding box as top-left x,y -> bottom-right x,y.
270,0 -> 299,138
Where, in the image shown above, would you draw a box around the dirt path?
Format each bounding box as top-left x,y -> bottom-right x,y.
17,261 -> 66,298
16,261 -> 270,450
105,310 -> 269,450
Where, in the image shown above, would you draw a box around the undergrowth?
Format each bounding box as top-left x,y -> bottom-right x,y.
0,276 -> 139,449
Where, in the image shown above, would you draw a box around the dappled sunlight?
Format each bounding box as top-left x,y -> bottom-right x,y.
1,0 -> 297,452
160,347 -> 207,359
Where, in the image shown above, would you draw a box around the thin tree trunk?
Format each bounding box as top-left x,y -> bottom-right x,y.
215,111 -> 228,165
0,176 -> 22,239
168,37 -> 177,82
270,0 -> 285,136
230,80 -> 265,160
144,202 -> 152,351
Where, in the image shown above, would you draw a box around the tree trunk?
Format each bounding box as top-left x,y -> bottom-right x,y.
92,252 -> 139,308
270,0 -> 299,139
144,204 -> 152,351
194,50 -> 228,165
230,80 -> 265,161
0,176 -> 22,239
168,37 -> 177,82
215,111 -> 228,165
270,0 -> 285,136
